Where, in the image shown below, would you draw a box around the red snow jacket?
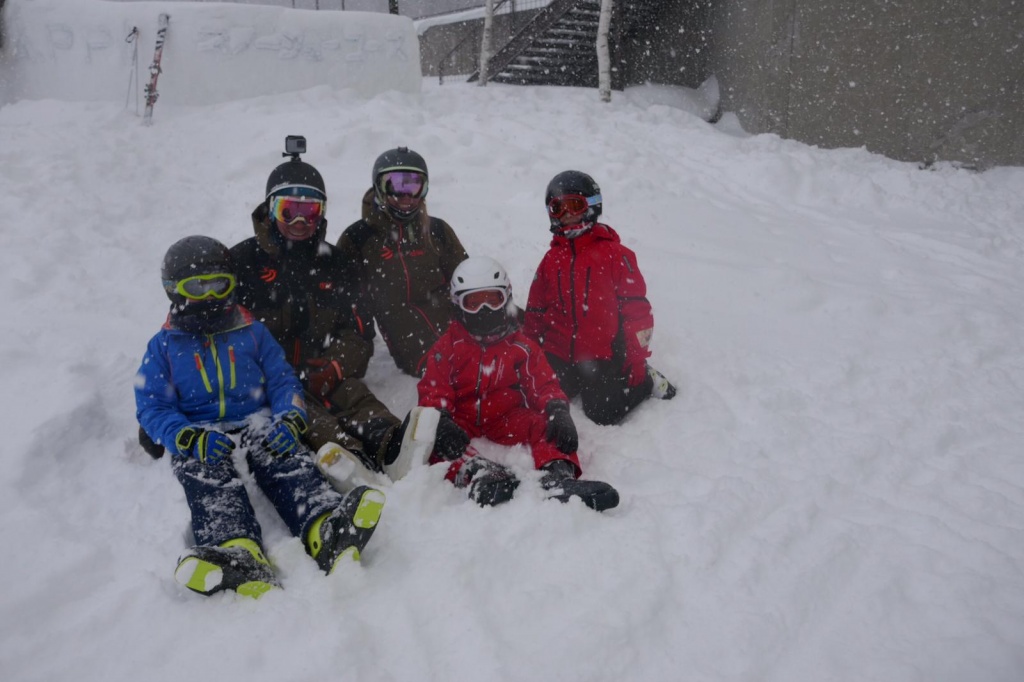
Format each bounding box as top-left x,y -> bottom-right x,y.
418,321 -> 567,431
524,224 -> 653,382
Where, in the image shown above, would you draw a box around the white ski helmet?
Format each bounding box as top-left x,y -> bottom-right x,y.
450,257 -> 515,342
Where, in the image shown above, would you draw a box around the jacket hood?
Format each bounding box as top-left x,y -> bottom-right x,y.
549,222 -> 620,248
251,202 -> 329,257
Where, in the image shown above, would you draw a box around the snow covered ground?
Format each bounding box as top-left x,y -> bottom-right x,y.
2,34 -> 1024,682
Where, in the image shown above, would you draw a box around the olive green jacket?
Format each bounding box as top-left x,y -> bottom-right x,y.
337,189 -> 468,376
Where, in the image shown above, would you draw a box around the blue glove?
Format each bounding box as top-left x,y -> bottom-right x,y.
175,427 -> 235,466
261,411 -> 308,458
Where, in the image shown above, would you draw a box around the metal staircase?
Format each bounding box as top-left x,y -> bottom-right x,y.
467,0 -> 663,88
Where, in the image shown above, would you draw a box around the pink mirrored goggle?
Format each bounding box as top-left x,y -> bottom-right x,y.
379,171 -> 427,198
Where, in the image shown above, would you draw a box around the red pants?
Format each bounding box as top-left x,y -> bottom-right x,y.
434,407 -> 581,482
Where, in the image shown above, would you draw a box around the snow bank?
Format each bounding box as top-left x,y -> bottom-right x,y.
0,0 -> 420,106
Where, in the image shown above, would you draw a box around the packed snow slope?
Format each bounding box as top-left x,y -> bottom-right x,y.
1,79 -> 1023,681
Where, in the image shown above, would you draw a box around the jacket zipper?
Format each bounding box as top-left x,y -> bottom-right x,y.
569,242 -> 578,359
557,270 -> 566,313
583,267 -> 591,316
397,229 -> 440,336
475,352 -> 485,427
194,352 -> 213,393
228,346 -> 237,389
209,338 -> 227,419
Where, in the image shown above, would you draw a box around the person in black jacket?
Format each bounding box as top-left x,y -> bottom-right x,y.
230,138 -> 406,472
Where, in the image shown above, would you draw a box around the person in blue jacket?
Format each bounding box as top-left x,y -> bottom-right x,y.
135,236 -> 385,598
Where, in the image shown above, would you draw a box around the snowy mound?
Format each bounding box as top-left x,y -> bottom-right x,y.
1,13 -> 1023,682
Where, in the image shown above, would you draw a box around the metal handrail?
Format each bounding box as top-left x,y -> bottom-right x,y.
437,0 -> 516,84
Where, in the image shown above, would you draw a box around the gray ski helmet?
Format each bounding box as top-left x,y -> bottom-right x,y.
545,170 -> 602,230
265,158 -> 326,201
372,146 -> 429,221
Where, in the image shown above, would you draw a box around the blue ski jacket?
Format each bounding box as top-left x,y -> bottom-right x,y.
135,307 -> 307,455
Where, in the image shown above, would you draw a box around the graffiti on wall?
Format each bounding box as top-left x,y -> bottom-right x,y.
4,11 -> 412,67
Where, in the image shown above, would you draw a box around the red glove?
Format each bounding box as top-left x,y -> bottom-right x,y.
303,358 -> 344,398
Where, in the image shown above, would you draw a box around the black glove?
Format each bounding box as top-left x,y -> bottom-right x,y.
544,401 -> 578,455
434,411 -> 470,461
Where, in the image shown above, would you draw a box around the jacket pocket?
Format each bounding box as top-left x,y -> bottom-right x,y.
193,352 -> 213,393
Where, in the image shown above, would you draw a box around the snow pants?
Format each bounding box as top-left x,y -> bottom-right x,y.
546,354 -> 652,426
304,378 -> 402,469
444,407 -> 580,477
171,425 -> 345,548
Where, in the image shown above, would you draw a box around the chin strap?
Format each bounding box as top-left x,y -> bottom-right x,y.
551,221 -> 595,239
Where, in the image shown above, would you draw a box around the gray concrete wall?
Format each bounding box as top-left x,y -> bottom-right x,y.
707,0 -> 1024,168
619,0 -> 712,88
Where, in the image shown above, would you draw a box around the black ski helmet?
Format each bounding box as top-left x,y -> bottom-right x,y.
161,235 -> 234,290
265,158 -> 326,201
372,146 -> 429,222
161,236 -> 237,329
545,170 -> 602,231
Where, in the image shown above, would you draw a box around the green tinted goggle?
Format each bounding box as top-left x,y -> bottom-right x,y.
166,273 -> 237,301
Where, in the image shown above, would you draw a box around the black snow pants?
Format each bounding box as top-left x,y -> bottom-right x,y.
546,354 -> 652,426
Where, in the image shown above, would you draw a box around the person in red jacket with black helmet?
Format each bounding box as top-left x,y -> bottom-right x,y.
419,257 -> 619,512
525,170 -> 676,426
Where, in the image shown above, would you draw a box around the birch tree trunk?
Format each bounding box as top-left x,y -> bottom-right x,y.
479,0 -> 495,86
596,0 -> 613,102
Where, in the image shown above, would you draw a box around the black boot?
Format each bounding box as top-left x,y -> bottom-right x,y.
174,538 -> 279,598
306,486 -> 386,573
455,456 -> 519,507
540,459 -> 619,512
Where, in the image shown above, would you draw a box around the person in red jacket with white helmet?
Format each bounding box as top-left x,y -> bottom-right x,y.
418,257 -> 619,511
525,170 -> 676,426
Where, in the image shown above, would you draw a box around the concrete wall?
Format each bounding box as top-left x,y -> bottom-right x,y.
417,1 -> 1022,168
706,0 -> 1024,168
618,0 -> 711,89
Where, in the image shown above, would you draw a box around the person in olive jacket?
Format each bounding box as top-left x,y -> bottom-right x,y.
230,140 -> 404,471
337,147 -> 468,377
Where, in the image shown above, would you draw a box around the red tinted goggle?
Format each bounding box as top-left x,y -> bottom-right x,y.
379,171 -> 426,198
547,193 -> 598,220
270,195 -> 325,225
455,288 -> 508,313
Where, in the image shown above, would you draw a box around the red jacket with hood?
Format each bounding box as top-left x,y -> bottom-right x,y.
418,321 -> 566,432
524,223 -> 653,379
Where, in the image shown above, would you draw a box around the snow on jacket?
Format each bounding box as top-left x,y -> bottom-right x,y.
418,320 -> 566,431
231,206 -> 374,379
524,223 -> 653,373
135,308 -> 307,455
337,189 -> 468,376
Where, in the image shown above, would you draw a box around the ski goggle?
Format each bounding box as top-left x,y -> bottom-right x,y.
270,195 -> 325,226
455,287 -> 508,313
378,171 -> 427,198
167,273 -> 237,301
547,193 -> 601,220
